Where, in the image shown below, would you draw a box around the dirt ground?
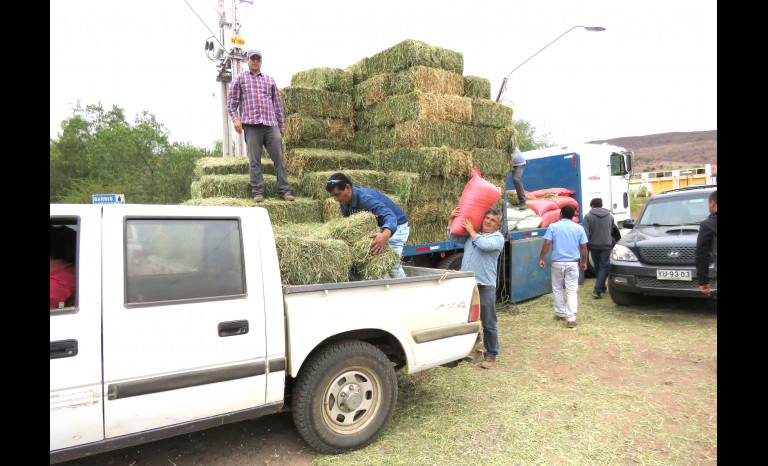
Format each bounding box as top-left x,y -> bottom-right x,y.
59,280 -> 716,465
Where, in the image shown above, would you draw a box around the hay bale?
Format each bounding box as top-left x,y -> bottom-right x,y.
280,87 -> 353,120
352,74 -> 390,110
389,66 -> 464,96
349,40 -> 464,84
355,92 -> 471,130
373,146 -> 453,177
274,235 -> 351,285
284,114 -> 354,143
182,197 -> 253,207
285,138 -> 356,152
190,174 -> 301,199
474,124 -> 521,152
285,148 -> 373,178
464,76 -> 491,100
353,126 -> 396,153
471,99 -> 514,128
194,156 -> 275,178
395,120 -> 475,150
409,175 -> 468,202
471,148 -> 512,176
290,67 -> 353,93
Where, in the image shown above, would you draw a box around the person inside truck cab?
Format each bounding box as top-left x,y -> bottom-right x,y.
325,172 -> 410,278
50,225 -> 77,309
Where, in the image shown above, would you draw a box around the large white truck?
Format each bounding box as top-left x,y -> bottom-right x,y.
50,203 -> 481,463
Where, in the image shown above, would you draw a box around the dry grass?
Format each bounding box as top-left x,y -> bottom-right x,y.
313,279 -> 717,465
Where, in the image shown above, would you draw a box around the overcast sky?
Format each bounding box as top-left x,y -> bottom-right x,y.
50,0 -> 716,151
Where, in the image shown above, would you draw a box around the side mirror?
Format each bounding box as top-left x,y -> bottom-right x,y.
621,219 -> 635,230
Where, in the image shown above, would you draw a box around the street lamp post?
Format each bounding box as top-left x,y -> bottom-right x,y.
495,25 -> 605,102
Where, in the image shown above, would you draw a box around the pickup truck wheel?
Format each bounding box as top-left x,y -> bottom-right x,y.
608,280 -> 644,306
437,252 -> 464,270
292,340 -> 397,454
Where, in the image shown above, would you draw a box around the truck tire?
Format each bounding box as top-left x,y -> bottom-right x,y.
292,340 -> 397,454
608,280 -> 644,306
437,252 -> 464,271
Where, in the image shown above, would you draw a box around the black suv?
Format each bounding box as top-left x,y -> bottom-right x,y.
608,185 -> 716,305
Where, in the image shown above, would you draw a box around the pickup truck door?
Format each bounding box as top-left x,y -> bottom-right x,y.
50,204 -> 105,451
100,205 -> 269,438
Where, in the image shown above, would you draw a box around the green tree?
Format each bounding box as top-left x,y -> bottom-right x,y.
512,118 -> 552,151
51,102 -> 213,204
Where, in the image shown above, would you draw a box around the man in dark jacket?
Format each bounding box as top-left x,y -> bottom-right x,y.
582,198 -> 615,299
696,190 -> 717,296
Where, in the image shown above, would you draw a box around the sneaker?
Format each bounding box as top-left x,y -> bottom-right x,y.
253,195 -> 264,203
592,292 -> 602,299
279,192 -> 295,201
554,314 -> 566,321
518,205 -> 528,211
480,355 -> 496,369
566,321 -> 577,328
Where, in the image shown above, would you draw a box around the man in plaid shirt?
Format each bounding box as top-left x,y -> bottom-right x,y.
227,49 -> 294,202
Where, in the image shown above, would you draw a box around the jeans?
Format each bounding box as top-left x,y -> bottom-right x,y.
243,124 -> 290,197
387,223 -> 410,278
591,248 -> 611,294
478,285 -> 499,357
511,164 -> 526,204
551,261 -> 579,322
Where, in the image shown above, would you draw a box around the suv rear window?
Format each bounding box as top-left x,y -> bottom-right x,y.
637,193 -> 710,226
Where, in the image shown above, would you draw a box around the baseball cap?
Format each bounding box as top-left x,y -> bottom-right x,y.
246,49 -> 262,59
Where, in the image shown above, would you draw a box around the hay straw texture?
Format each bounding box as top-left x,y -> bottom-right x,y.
280,87 -> 353,120
471,148 -> 513,176
290,67 -> 353,93
347,40 -> 463,84
355,92 -> 472,129
194,156 -> 274,177
190,174 -> 301,199
285,148 -> 373,178
183,197 -> 322,224
285,138 -> 355,152
352,66 -> 464,110
274,235 -> 351,285
284,114 -> 354,143
372,146 -> 472,177
395,120 -> 475,150
463,76 -> 491,100
471,99 -> 514,128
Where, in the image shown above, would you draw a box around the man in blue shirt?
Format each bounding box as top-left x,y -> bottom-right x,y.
538,205 -> 588,328
447,207 -> 505,369
326,172 -> 410,278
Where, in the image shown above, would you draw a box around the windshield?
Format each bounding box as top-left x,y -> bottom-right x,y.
637,192 -> 711,226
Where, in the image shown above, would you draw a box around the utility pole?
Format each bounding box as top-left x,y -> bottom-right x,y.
215,0 -> 250,157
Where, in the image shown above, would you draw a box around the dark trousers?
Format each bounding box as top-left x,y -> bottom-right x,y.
478,285 -> 499,357
511,164 -> 526,204
243,124 -> 290,197
591,248 -> 611,293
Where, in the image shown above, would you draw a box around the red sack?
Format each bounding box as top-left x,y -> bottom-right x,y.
540,209 -> 580,228
525,199 -> 559,216
449,167 -> 501,236
550,196 -> 579,210
529,187 -> 576,198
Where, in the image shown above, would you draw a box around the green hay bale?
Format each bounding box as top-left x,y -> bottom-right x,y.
471,99 -> 514,128
182,197 -> 254,207
463,76 -> 491,100
349,40 -> 464,84
409,175 -> 468,202
474,124 -> 521,151
280,87 -> 352,120
352,74 -> 390,110
290,67 -> 353,93
353,126 -> 396,153
193,156 -> 274,178
406,198 -> 456,223
351,245 -> 402,281
405,220 -> 453,246
285,138 -> 356,152
190,174 -> 301,199
471,148 -> 512,176
372,146 -> 472,177
395,120 -> 475,150
389,66 -> 464,97
300,170 -> 388,200
384,172 -> 418,206
259,198 -> 322,225
284,114 -> 354,143
274,235 -> 351,285
355,92 -> 471,130
285,148 -> 373,178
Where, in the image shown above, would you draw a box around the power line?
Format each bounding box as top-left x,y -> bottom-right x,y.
182,0 -> 225,50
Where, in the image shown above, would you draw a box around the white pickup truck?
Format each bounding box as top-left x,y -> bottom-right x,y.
50,203 -> 481,463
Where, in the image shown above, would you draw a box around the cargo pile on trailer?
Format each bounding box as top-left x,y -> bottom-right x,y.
186,39 -> 522,284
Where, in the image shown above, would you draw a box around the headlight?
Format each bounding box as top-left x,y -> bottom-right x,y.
611,244 -> 638,262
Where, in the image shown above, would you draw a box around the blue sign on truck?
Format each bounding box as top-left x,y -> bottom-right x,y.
92,194 -> 125,204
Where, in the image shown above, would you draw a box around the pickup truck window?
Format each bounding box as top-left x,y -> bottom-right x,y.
125,218 -> 245,305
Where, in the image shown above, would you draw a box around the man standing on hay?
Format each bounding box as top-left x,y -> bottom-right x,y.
447,207 -> 505,370
325,173 -> 409,278
227,49 -> 294,203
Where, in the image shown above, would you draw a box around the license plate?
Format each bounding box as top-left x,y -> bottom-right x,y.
656,269 -> 692,281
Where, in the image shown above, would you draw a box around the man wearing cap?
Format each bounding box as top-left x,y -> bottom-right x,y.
325,172 -> 410,278
227,49 -> 294,202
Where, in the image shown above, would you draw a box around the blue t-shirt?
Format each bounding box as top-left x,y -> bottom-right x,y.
543,219 -> 588,261
340,186 -> 408,234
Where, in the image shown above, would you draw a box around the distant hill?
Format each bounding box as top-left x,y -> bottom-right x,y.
589,130 -> 717,175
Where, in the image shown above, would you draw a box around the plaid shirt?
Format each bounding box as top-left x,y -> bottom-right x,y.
227,70 -> 285,129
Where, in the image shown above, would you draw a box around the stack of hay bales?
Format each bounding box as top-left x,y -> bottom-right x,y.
347,39 -> 519,245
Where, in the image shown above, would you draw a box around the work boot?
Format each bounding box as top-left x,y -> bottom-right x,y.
279,192 -> 295,201
253,195 -> 264,203
592,292 -> 601,299
480,355 -> 496,369
554,314 -> 566,321
566,320 -> 577,328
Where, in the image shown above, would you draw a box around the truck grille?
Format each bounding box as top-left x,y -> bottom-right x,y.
636,277 -> 717,289
638,246 -> 696,265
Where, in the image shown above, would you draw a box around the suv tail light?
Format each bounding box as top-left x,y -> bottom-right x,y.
468,285 -> 481,322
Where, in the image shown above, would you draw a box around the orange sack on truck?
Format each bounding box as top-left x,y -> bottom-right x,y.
449,167 -> 501,236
